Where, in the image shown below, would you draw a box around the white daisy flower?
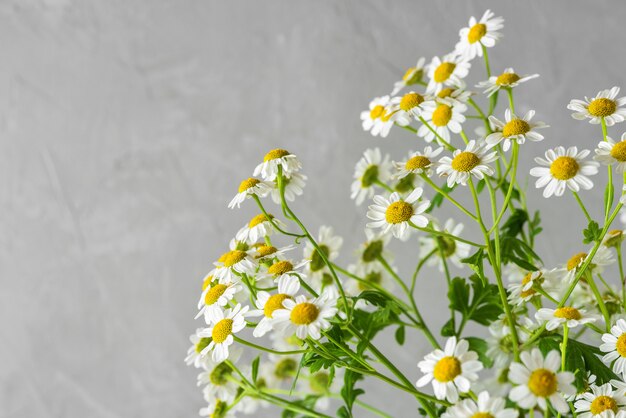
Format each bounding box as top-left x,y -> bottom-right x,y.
416,336 -> 484,403
297,368 -> 343,411
360,95 -> 395,137
507,270 -> 544,306
211,249 -> 256,284
455,10 -> 504,60
228,177 -> 273,209
436,86 -> 473,104
389,91 -> 429,124
199,399 -> 233,418
196,280 -> 242,320
185,329 -> 212,368
486,109 -> 548,151
197,347 -> 243,404
392,146 -> 443,180
259,353 -> 302,389
535,306 -> 598,331
568,87 -> 626,126
251,243 -> 295,262
563,246 -> 615,283
603,229 -> 625,248
509,349 -> 576,413
595,133 -> 626,173
529,146 -> 599,198
248,275 -> 300,337
253,148 -> 302,181
366,188 -> 430,240
476,67 -> 539,97
270,172 -> 307,204
601,319 -> 626,377
418,218 -> 470,271
303,226 -> 343,286
391,57 -> 426,95
442,390 -> 517,418
418,98 -> 467,144
574,382 -> 626,418
426,54 -> 472,94
437,140 -> 498,187
345,262 -> 393,300
272,291 -> 338,340
264,258 -> 309,283
235,213 -> 283,244
198,304 -> 249,363
350,148 -> 393,205
486,316 -> 532,369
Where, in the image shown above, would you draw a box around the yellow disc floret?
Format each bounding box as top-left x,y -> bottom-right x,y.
264,149 -> 290,162
588,98 -> 617,118
451,152 -> 481,172
438,87 -> 455,98
256,245 -> 277,258
385,201 -> 414,224
434,62 -> 456,83
268,260 -> 294,276
405,155 -> 431,171
616,334 -> 626,357
567,252 -> 587,271
238,178 -> 260,193
433,356 -> 462,382
554,306 -> 582,320
290,302 -> 320,325
471,414 -> 495,418
590,396 -> 618,415
502,119 -> 531,137
205,284 -> 228,306
221,250 -> 247,267
527,368 -> 558,398
550,156 -> 580,180
264,294 -> 292,317
400,92 -> 424,111
212,318 -> 233,343
496,72 -> 521,86
467,23 -> 487,44
370,105 -> 385,120
432,104 -> 453,127
249,213 -> 273,228
611,142 -> 626,162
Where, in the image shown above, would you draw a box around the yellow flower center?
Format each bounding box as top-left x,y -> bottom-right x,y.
202,275 -> 214,291
528,368 -> 558,398
238,178 -> 260,193
370,105 -> 385,120
400,92 -> 425,111
205,284 -> 228,306
212,318 -> 233,343
451,152 -> 481,172
405,156 -> 431,171
554,306 -> 582,320
520,272 -> 541,299
616,334 -> 626,357
433,356 -> 461,382
385,201 -> 414,224
256,245 -> 277,258
402,67 -> 423,84
588,98 -> 617,117
438,87 -> 455,98
550,156 -> 580,180
567,252 -> 587,271
264,293 -> 292,317
502,119 -> 531,137
290,302 -> 320,325
434,62 -> 456,83
590,396 -> 618,415
220,250 -> 247,267
264,149 -> 290,162
468,23 -> 487,44
432,104 -> 453,127
610,141 -> 626,162
249,213 -> 273,228
268,260 -> 294,276
605,229 -> 624,247
471,414 -> 495,418
496,72 -> 521,86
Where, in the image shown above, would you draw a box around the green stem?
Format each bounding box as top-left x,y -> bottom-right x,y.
418,116 -> 455,151
585,272 -> 610,331
487,143 -> 519,234
602,118 -> 614,223
561,324 -> 569,371
572,192 -> 592,223
421,175 -> 478,221
233,336 -> 306,355
482,45 -> 492,78
412,223 -> 485,248
506,88 -> 515,113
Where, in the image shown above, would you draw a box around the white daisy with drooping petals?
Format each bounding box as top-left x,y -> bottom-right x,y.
248,275 -> 300,338
392,146 -> 443,180
197,347 -> 243,404
366,188 -> 430,240
185,329 -> 212,368
418,218 -> 471,271
264,258 -> 309,283
529,146 -> 599,198
360,95 -> 395,137
437,140 -> 498,187
198,304 -> 249,363
416,336 -> 484,403
535,306 -> 599,331
562,246 -> 615,283
426,54 -> 472,94
351,148 -> 393,205
507,269 -> 544,306
568,87 -> 626,126
487,109 -> 548,151
509,349 -> 576,413
211,249 -> 256,284
595,133 -> 626,173
436,86 -> 473,104
389,91 -> 429,124
272,291 -> 338,340
441,390 -> 517,418
228,177 -> 273,209
601,319 -> 626,377
574,382 -> 626,418
254,149 -> 302,181
476,67 -> 539,97
455,10 -> 504,60
270,172 -> 307,204
251,243 -> 295,262
196,281 -> 242,320
235,213 -> 283,244
391,57 -> 426,95
418,98 -> 467,144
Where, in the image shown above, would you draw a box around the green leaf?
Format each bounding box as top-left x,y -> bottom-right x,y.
583,220 -> 602,244
440,318 -> 455,337
501,209 -> 529,238
339,368 -> 364,418
530,210 -> 543,238
395,325 -> 405,345
466,336 -> 494,368
448,276 -> 502,327
251,356 -> 260,383
476,179 -> 486,194
461,248 -> 485,283
498,236 -> 541,270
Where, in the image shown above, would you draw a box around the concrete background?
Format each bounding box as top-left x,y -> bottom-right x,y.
2,0 -> 626,416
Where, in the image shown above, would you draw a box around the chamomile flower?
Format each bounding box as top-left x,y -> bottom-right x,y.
251,243 -> 295,262
198,304 -> 248,363
486,316 -> 532,369
389,91 -> 429,124
600,319 -> 626,377
455,10 -> 504,60
185,329 -> 212,368
574,383 -> 626,418
507,270 -> 544,306
199,399 -> 232,418
604,229 -> 625,248
297,368 -> 343,411
568,87 -> 626,126
529,146 -> 599,198
350,148 -> 393,205
595,134 -> 626,173
360,95 -> 395,137
436,86 -> 473,104
272,291 -> 338,340
508,349 -> 576,413
563,246 -> 615,282
535,306 -> 598,331
235,213 -> 283,244
228,177 -> 272,209
345,261 -> 393,299
418,98 -> 467,144
264,258 -> 309,283
437,140 -> 498,187
303,226 -> 343,287
392,146 -> 443,179
420,218 -> 470,270
259,354 -> 301,389
248,275 -> 300,337
391,57 -> 426,95
476,68 -> 539,97
441,391 -> 517,418
270,172 -> 307,203
253,148 -> 302,180
416,336 -> 484,403
197,347 -> 243,403
486,109 -> 548,151
366,188 -> 430,240
211,249 -> 256,284
426,54 -> 472,94
196,281 -> 242,320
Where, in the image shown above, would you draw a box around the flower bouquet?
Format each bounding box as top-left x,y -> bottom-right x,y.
186,9 -> 626,418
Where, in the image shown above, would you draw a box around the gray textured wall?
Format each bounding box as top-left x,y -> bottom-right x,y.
2,1 -> 625,417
